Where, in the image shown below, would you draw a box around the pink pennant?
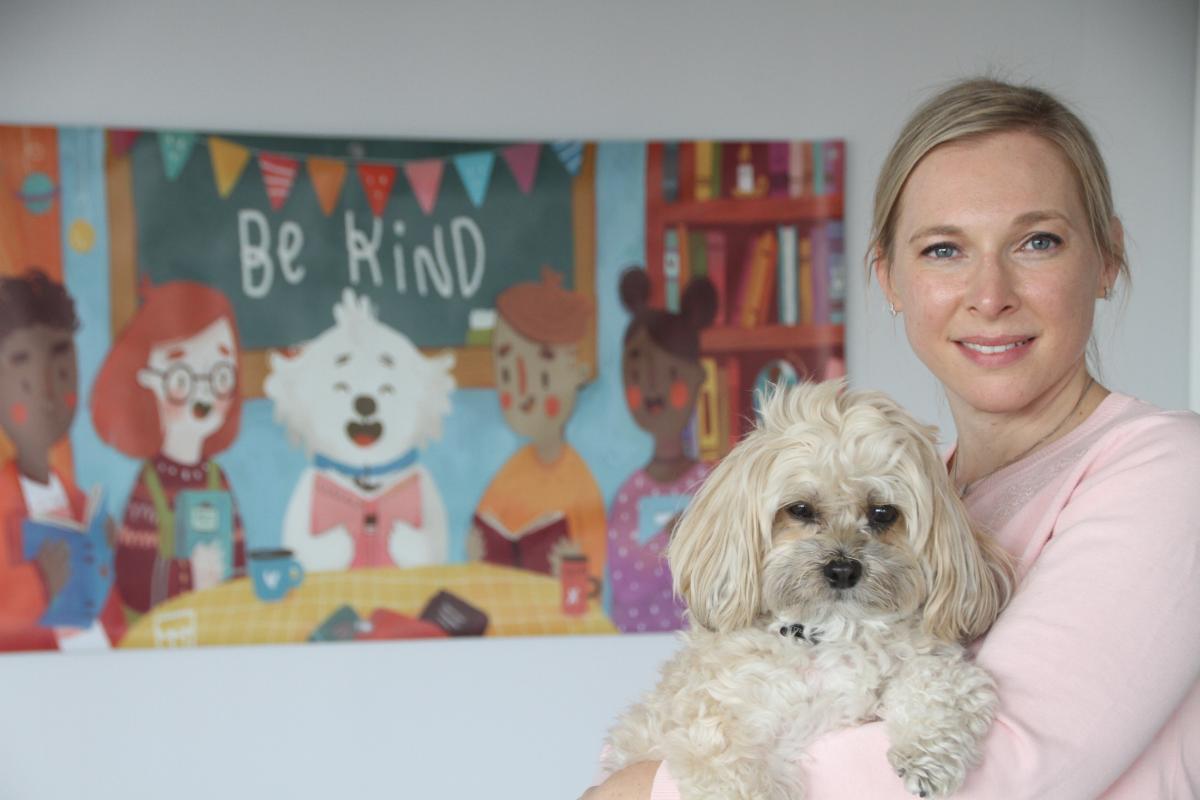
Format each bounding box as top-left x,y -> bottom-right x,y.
108,130 -> 142,159
501,143 -> 542,194
356,163 -> 398,217
403,159 -> 445,216
258,153 -> 300,211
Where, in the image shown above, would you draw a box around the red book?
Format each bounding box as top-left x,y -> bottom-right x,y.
474,511 -> 568,575
767,142 -> 790,197
355,609 -> 448,641
823,141 -> 845,196
677,142 -> 696,202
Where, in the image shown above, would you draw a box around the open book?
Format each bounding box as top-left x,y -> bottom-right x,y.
474,510 -> 568,575
21,486 -> 113,628
174,489 -> 234,579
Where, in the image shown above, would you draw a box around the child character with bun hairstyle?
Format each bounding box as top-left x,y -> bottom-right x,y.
467,267 -> 607,590
0,269 -> 126,651
608,268 -> 717,633
91,281 -> 246,614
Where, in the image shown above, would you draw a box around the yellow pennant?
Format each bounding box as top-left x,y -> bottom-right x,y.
307,156 -> 348,216
208,136 -> 252,198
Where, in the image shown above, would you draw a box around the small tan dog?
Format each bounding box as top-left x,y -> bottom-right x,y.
603,382 -> 1014,799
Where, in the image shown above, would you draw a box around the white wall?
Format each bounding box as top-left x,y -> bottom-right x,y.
0,1 -> 1195,798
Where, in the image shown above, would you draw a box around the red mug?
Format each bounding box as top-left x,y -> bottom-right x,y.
560,554 -> 601,616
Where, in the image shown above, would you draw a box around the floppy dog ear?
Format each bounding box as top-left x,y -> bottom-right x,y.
668,435 -> 773,633
908,424 -> 1014,643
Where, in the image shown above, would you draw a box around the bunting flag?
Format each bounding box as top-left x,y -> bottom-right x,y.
209,137 -> 252,198
403,158 -> 445,216
356,163 -> 398,217
109,130 -> 142,160
452,151 -> 495,208
158,132 -> 197,181
307,156 -> 348,216
552,140 -> 584,175
501,143 -> 542,194
258,153 -> 300,211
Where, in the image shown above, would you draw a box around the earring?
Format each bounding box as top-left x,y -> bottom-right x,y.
889,303 -> 899,317
1103,285 -> 1112,301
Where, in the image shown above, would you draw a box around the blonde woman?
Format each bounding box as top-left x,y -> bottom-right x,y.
585,78 -> 1200,799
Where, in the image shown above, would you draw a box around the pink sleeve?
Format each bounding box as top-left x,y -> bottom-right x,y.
650,415 -> 1200,799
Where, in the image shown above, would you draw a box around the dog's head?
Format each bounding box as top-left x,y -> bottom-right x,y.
264,289 -> 455,465
669,380 -> 1013,644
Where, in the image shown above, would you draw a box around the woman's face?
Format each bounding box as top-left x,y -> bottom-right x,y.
622,326 -> 703,439
877,130 -> 1118,417
136,317 -> 238,442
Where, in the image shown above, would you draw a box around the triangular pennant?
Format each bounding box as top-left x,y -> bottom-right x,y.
551,140 -> 584,175
158,132 -> 197,180
403,158 -> 445,216
356,163 -> 397,217
500,143 -> 542,194
208,136 -> 252,198
258,153 -> 300,211
307,157 -> 348,216
453,151 -> 495,208
109,130 -> 142,159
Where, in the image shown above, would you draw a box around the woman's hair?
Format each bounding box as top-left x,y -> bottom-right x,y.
869,77 -> 1127,287
0,269 -> 79,341
619,267 -> 717,361
91,280 -> 243,460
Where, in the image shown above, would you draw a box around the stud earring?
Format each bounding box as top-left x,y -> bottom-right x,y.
889,303 -> 899,317
1103,285 -> 1112,301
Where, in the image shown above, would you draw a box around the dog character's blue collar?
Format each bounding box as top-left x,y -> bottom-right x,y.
314,449 -> 419,480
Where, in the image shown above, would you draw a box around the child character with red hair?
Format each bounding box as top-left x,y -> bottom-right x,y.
91,281 -> 246,613
0,269 -> 127,651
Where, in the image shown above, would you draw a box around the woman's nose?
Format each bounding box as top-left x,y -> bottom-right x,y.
966,254 -> 1019,317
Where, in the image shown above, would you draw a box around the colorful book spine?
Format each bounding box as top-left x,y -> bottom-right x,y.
664,228 -> 682,312
797,234 -> 814,325
787,141 -> 804,197
722,357 -> 743,450
706,229 -> 728,325
776,224 -> 798,325
823,140 -> 845,196
662,142 -> 679,203
695,141 -> 715,200
676,224 -> 691,300
682,409 -> 700,459
812,141 -> 825,197
767,142 -> 789,196
810,223 -> 831,325
710,143 -> 723,199
738,230 -> 778,328
828,220 -> 846,324
689,230 -> 708,278
802,142 -> 815,197
678,141 -> 696,201
697,357 -> 722,460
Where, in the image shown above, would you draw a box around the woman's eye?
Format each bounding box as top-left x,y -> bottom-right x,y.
1024,233 -> 1062,252
922,242 -> 959,259
868,505 -> 899,527
786,502 -> 816,521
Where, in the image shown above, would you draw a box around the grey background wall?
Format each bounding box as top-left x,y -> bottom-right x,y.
0,1 -> 1194,797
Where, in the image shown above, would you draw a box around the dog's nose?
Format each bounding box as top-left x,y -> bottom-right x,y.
354,395 -> 377,417
823,558 -> 862,589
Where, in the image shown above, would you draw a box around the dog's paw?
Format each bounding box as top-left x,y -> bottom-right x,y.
887,744 -> 966,799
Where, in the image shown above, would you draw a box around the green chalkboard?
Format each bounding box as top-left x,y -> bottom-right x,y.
129,133 -> 578,351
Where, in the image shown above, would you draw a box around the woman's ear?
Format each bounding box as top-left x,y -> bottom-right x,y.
1101,216 -> 1125,296
873,251 -> 900,313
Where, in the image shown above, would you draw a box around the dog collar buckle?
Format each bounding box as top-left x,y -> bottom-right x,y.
778,623 -> 818,644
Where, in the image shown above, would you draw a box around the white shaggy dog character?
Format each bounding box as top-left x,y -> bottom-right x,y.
264,289 -> 455,572
603,381 -> 1014,799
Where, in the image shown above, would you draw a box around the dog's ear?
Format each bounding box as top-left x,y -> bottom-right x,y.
668,436 -> 772,633
907,421 -> 1015,643
414,351 -> 456,446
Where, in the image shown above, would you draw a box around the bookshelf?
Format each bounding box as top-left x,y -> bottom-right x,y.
644,141 -> 847,460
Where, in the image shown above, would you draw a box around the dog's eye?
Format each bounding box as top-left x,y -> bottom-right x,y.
333,382 -> 350,393
867,505 -> 899,528
785,502 -> 816,521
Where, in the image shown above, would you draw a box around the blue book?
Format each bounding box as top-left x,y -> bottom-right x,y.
174,490 -> 234,579
21,487 -> 113,628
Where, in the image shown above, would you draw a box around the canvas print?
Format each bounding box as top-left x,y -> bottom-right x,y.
0,127 -> 845,652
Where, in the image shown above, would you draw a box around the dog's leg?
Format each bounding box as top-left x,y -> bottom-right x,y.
880,650 -> 998,798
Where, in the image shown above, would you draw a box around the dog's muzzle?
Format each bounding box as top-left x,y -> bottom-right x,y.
822,557 -> 862,590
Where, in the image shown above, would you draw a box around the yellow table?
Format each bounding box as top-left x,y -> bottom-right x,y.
119,562 -> 615,648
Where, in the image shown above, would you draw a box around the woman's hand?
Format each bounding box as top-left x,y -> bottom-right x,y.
578,761 -> 659,800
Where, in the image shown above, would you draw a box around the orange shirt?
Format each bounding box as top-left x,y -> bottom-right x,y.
475,444 -> 606,584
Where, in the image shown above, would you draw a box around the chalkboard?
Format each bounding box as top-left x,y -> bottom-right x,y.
108,132 -> 596,391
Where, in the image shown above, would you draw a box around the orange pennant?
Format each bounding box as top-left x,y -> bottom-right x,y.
209,137 -> 252,198
356,163 -> 397,218
307,157 -> 348,216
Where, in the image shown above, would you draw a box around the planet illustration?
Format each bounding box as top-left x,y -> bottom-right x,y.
18,172 -> 57,214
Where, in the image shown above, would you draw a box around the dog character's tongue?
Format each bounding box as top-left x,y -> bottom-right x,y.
346,421 -> 384,447
192,402 -> 212,420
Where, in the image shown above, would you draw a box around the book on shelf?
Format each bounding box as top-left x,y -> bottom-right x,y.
810,223 -> 831,325
678,141 -> 695,202
676,224 -> 692,303
828,220 -> 846,324
711,143 -> 723,199
664,227 -> 682,312
776,224 -> 798,325
797,235 -> 814,325
812,142 -> 825,197
695,141 -> 716,200
688,230 -> 708,279
823,141 -> 845,196
474,510 -> 568,575
21,486 -> 113,628
767,142 -> 790,197
736,229 -> 779,328
662,142 -> 680,203
788,141 -> 804,197
697,357 -> 722,460
681,410 -> 700,460
706,230 -> 729,325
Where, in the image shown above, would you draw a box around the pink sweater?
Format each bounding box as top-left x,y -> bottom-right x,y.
643,392 -> 1200,799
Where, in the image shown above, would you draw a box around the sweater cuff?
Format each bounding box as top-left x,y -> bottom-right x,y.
650,761 -> 677,799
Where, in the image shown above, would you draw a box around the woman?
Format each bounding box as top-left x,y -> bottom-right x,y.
91,280 -> 247,614
585,78 -> 1200,798
608,268 -> 716,633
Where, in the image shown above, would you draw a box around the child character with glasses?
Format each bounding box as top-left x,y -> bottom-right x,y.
91,280 -> 247,613
0,269 -> 127,651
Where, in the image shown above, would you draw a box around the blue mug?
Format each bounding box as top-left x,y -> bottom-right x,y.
249,548 -> 305,602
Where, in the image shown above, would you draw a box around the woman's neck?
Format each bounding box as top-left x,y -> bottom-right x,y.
646,432 -> 694,483
161,426 -> 205,466
950,368 -> 1106,489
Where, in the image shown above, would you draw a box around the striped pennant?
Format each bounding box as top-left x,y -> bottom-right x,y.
258,153 -> 300,211
551,140 -> 584,175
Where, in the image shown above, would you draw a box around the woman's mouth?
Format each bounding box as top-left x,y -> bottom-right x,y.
643,396 -> 665,415
346,420 -> 384,447
955,336 -> 1035,365
192,402 -> 212,420
519,397 -> 536,414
